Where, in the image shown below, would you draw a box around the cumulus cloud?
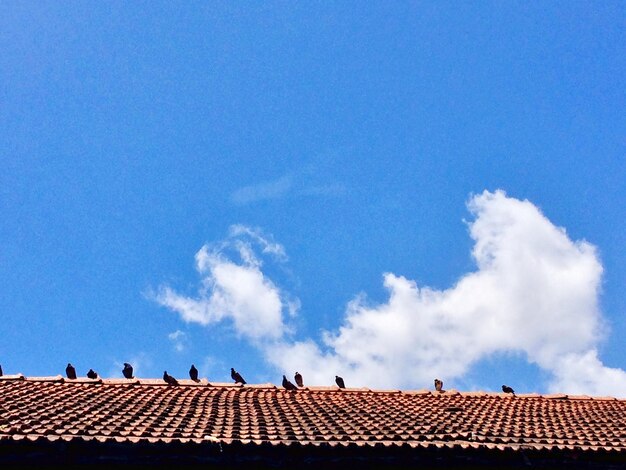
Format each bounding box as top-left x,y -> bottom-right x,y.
155,190 -> 626,396
549,351 -> 626,396
155,226 -> 294,342
268,190 -> 626,395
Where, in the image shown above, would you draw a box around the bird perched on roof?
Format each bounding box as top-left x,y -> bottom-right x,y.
122,363 -> 134,379
294,371 -> 303,387
231,368 -> 246,385
163,371 -> 179,386
122,362 -> 135,379
434,378 -> 444,392
502,385 -> 515,395
0,364 -> 3,376
282,375 -> 298,391
335,375 -> 345,389
189,364 -> 199,382
65,363 -> 77,380
87,369 -> 98,379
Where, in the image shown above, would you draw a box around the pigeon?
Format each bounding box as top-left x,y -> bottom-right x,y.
189,364 -> 199,381
65,363 -> 77,380
502,385 -> 515,395
294,371 -> 303,387
282,375 -> 298,391
231,368 -> 246,385
434,378 -> 444,392
163,371 -> 179,386
335,375 -> 346,389
122,363 -> 134,379
87,369 -> 98,379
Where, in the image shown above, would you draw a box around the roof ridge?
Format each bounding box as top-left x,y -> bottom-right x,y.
0,375 -> 623,400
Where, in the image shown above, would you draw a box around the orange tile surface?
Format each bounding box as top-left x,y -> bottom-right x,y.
0,376 -> 624,454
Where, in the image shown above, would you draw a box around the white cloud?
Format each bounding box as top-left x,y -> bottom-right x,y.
154,190 -> 626,397
549,350 -> 626,396
155,225 -> 294,342
266,190 -> 625,396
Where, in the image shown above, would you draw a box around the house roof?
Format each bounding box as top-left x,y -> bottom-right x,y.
1,374 -> 625,458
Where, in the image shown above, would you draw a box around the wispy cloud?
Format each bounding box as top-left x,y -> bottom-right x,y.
154,190 -> 626,396
228,225 -> 287,261
168,330 -> 188,352
231,175 -> 294,205
198,355 -> 226,382
230,173 -> 346,206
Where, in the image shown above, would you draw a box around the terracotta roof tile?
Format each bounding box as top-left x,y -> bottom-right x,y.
0,376 -> 624,457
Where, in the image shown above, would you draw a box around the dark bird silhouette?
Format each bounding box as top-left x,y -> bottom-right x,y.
231,368 -> 246,385
502,385 -> 515,395
0,364 -> 3,376
87,369 -> 98,379
122,363 -> 134,379
335,375 -> 346,389
282,375 -> 298,391
65,363 -> 77,380
294,371 -> 303,387
189,364 -> 199,381
434,378 -> 444,392
163,371 -> 179,386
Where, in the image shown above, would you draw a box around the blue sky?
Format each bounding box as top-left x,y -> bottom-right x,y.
1,2 -> 624,396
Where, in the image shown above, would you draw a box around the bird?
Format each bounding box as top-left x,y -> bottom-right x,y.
189,364 -> 199,381
0,364 -> 3,376
434,378 -> 444,392
231,368 -> 246,385
294,371 -> 303,387
502,385 -> 515,395
335,375 -> 346,389
163,371 -> 179,386
65,363 -> 77,380
282,375 -> 298,391
87,369 -> 98,379
122,363 -> 134,379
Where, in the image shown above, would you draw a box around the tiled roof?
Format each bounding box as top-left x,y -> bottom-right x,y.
1,375 -> 625,457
